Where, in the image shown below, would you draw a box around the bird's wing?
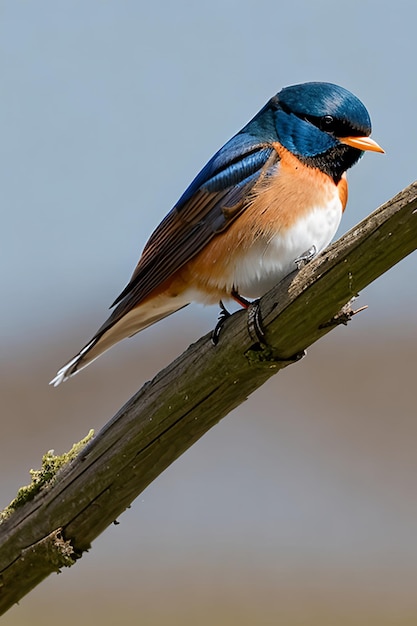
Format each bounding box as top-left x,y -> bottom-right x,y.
110,134 -> 279,318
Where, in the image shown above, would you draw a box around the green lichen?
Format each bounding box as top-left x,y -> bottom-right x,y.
245,343 -> 277,364
0,429 -> 94,523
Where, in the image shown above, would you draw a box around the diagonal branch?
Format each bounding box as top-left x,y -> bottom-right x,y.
1,181 -> 416,614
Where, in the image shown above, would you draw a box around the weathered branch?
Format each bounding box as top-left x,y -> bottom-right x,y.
1,182 -> 416,613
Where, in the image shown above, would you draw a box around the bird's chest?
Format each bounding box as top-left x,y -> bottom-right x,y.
229,159 -> 346,298
233,199 -> 342,297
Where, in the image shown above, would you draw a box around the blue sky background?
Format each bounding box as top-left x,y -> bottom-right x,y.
1,0 -> 416,352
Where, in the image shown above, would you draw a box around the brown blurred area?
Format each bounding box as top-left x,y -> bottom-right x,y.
1,314 -> 417,626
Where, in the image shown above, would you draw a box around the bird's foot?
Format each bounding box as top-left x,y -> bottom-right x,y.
212,298 -> 305,365
247,299 -> 265,344
231,289 -> 251,309
211,300 -> 232,345
212,290 -> 253,344
245,299 -> 306,365
294,245 -> 317,270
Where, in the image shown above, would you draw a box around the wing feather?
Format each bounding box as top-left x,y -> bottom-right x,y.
111,139 -> 278,315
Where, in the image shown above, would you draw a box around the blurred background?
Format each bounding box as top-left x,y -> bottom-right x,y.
1,1 -> 416,624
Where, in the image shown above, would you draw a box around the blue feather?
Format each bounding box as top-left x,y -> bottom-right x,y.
176,135 -> 273,210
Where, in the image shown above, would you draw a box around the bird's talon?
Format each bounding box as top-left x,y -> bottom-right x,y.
294,245 -> 317,270
246,301 -> 306,365
247,300 -> 266,345
211,300 -> 231,345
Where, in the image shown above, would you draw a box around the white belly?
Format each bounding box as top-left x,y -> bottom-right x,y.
232,198 -> 343,299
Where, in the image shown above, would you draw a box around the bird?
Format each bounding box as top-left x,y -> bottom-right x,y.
50,81 -> 384,386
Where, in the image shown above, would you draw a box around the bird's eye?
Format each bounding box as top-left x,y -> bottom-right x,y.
320,115 -> 335,131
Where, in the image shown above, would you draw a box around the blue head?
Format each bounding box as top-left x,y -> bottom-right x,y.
244,82 -> 383,181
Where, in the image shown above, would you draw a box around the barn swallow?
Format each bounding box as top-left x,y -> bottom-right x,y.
50,81 -> 383,386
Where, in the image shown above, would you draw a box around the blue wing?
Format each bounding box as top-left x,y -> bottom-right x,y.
110,127 -> 280,315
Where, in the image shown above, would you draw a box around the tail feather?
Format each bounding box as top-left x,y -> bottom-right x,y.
49,337 -> 101,386
50,296 -> 189,386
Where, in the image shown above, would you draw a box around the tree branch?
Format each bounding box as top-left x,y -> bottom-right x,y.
1,181 -> 416,614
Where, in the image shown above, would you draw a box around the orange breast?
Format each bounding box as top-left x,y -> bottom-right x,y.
174,143 -> 347,302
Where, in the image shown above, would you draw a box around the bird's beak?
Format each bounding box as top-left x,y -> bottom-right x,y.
339,135 -> 385,153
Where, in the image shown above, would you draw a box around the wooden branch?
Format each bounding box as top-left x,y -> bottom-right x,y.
1,182 -> 416,614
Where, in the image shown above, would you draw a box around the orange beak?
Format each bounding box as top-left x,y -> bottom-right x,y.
339,135 -> 385,153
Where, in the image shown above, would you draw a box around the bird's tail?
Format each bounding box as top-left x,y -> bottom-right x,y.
50,296 -> 189,386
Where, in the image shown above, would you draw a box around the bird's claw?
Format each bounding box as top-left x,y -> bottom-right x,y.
294,245 -> 317,270
246,300 -> 306,364
211,300 -> 231,345
212,298 -> 306,368
247,300 -> 265,345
